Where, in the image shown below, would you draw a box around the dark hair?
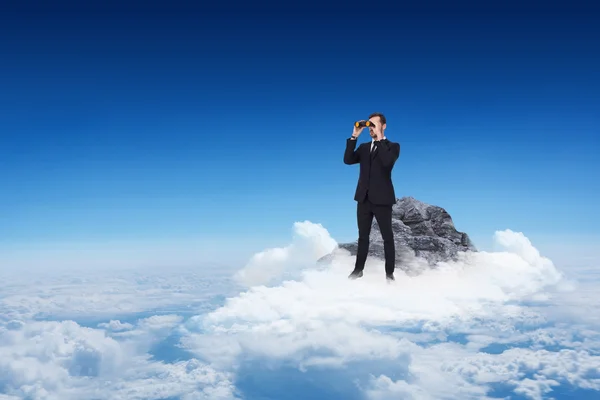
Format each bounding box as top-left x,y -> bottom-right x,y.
369,112 -> 386,125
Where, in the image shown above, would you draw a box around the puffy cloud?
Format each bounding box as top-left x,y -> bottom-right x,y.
2,219 -> 598,399
0,256 -> 241,399
0,319 -> 128,398
0,317 -> 236,400
180,222 -> 599,399
233,221 -> 337,287
364,345 -> 600,400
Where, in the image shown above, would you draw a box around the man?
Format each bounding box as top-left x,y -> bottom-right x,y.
343,112 -> 400,281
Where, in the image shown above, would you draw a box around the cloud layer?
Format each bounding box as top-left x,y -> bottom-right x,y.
180,222 -> 600,399
1,220 -> 599,399
0,316 -> 236,400
0,264 -> 240,399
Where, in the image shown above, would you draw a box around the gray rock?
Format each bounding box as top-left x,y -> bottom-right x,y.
320,196 -> 477,275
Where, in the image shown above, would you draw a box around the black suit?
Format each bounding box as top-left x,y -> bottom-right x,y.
344,137 -> 400,275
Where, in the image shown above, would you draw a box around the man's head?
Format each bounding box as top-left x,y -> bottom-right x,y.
368,112 -> 386,139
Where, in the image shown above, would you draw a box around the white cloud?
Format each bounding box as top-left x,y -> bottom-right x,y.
362,342 -> 600,400
179,222 -> 600,399
0,252 -> 242,399
0,316 -> 236,400
2,219 -> 598,399
0,265 -> 237,321
98,320 -> 134,332
232,221 -> 337,287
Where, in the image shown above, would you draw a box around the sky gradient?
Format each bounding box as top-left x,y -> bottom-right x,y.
1,1 -> 598,268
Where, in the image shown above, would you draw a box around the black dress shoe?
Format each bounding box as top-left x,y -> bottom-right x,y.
348,270 -> 363,279
386,273 -> 395,281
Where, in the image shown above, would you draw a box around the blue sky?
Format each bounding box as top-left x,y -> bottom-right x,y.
1,2 -> 598,266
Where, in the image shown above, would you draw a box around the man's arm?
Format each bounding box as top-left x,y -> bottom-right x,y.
374,140 -> 400,168
343,137 -> 361,165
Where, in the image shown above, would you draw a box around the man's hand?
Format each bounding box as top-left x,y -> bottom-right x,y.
351,125 -> 364,139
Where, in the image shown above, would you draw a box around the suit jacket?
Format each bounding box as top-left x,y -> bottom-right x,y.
344,137 -> 400,205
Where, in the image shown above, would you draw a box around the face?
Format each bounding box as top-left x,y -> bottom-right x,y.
368,116 -> 386,138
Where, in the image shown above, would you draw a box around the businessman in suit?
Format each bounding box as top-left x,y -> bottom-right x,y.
343,112 -> 400,281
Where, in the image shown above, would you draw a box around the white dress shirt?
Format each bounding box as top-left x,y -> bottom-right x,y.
371,136 -> 387,152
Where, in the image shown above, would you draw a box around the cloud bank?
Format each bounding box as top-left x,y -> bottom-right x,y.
179,221 -> 600,399
232,221 -> 337,287
1,220 -> 599,399
0,316 -> 236,400
0,264 -> 240,399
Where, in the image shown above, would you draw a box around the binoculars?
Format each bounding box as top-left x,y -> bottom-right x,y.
354,120 -> 375,128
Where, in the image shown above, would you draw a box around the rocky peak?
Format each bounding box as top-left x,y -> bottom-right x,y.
320,196 -> 476,275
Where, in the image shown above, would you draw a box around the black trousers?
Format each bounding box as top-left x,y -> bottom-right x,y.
355,195 -> 395,275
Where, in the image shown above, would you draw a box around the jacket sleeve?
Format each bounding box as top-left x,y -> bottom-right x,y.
374,140 -> 400,168
343,138 -> 361,165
